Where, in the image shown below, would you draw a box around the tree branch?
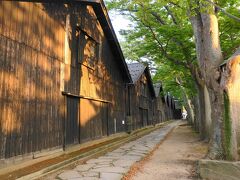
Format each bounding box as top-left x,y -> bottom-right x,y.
164,5 -> 178,25
150,11 -> 166,25
189,64 -> 205,87
204,0 -> 240,22
129,14 -> 188,68
138,3 -> 166,25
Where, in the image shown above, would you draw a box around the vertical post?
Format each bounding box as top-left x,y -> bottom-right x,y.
63,95 -> 67,151
62,11 -> 71,151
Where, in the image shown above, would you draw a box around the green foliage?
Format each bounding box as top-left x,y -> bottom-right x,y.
106,0 -> 240,103
153,63 -> 196,102
218,1 -> 240,59
106,0 -> 197,102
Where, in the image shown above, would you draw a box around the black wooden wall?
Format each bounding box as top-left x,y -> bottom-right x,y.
0,1 -> 128,160
128,73 -> 154,130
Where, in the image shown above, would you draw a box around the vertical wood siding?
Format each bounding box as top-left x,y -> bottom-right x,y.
154,95 -> 167,124
0,2 -> 66,159
63,5 -> 126,144
0,2 -> 128,159
129,73 -> 154,130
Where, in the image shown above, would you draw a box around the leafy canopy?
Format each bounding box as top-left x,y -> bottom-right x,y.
106,0 -> 240,101
107,0 -> 197,101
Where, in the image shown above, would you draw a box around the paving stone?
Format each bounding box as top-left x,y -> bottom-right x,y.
93,164 -> 113,169
132,146 -> 150,151
86,158 -> 113,164
97,156 -> 120,161
90,166 -> 128,174
54,122 -> 179,180
69,177 -> 99,180
113,159 -> 135,167
80,171 -> 99,177
120,155 -> 142,161
105,153 -> 124,157
74,164 -> 95,172
131,149 -> 148,154
111,149 -> 126,153
100,172 -> 123,180
58,170 -> 82,179
126,152 -> 145,157
94,161 -> 114,165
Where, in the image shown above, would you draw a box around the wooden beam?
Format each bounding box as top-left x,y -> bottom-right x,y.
62,92 -> 112,103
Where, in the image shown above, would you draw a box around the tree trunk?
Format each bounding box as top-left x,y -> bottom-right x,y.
190,9 -> 225,159
207,89 -> 224,159
204,85 -> 212,141
181,86 -> 195,125
221,47 -> 240,160
192,95 -> 199,131
176,77 -> 195,125
196,83 -> 205,138
188,65 -> 208,139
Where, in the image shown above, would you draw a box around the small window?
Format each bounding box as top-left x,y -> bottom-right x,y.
77,30 -> 99,69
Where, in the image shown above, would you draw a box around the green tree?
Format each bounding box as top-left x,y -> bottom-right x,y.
189,0 -> 240,160
107,0 -> 204,136
107,0 -> 240,160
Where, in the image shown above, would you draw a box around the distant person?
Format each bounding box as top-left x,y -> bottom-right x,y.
182,112 -> 187,120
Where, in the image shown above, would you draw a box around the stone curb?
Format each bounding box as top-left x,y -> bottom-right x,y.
198,159 -> 240,180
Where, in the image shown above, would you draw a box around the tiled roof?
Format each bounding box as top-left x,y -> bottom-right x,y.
127,63 -> 146,83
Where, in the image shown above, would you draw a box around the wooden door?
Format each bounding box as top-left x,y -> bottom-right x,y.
65,97 -> 80,146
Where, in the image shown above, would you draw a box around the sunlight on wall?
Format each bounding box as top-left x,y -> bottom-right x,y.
0,1 -> 65,157
80,99 -> 99,127
1,105 -> 19,134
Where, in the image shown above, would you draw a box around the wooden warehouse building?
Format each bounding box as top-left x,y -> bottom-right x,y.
0,0 -> 132,161
165,94 -> 174,120
153,83 -> 168,124
164,94 -> 182,120
126,63 -> 156,131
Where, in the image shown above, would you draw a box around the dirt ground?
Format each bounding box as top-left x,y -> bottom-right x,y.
124,122 -> 208,180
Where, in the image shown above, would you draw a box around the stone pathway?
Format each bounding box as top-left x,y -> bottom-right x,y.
56,121 -> 180,180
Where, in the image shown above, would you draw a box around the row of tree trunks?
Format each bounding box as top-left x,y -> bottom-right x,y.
189,1 -> 235,160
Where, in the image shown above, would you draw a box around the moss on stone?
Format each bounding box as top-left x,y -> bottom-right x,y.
223,92 -> 232,160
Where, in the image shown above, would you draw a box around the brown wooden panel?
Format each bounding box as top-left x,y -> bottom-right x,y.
79,99 -> 108,143
0,0 -> 129,159
66,97 -> 79,145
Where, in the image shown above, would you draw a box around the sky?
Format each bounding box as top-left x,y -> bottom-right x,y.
108,11 -> 132,41
103,0 -> 131,41
106,2 -> 157,74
